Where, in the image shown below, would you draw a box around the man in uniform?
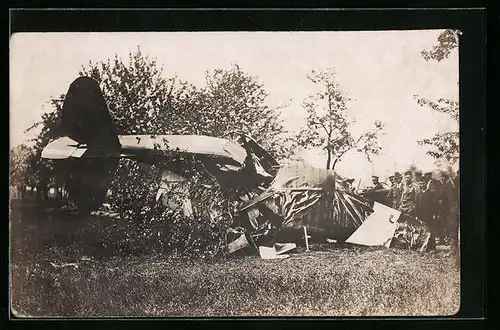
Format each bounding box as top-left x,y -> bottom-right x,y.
387,172 -> 403,209
441,171 -> 459,255
398,171 -> 421,218
395,172 -> 403,186
421,171 -> 441,248
415,170 -> 426,191
370,175 -> 384,191
388,175 -> 395,187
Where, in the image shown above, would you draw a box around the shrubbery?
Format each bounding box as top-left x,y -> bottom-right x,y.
103,158 -> 235,259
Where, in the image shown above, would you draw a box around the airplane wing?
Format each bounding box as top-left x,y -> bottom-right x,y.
42,134 -> 247,165
118,135 -> 247,166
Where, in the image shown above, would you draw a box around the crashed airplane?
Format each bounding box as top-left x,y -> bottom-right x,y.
41,77 -> 432,255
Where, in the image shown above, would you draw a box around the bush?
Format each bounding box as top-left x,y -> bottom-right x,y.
104,158 -> 234,259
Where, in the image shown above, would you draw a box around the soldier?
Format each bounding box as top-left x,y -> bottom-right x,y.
442,171 -> 459,254
421,171 -> 441,248
398,171 -> 421,218
394,172 -> 402,185
361,175 -> 383,194
371,175 -> 384,190
388,175 -> 395,187
414,170 -> 426,191
387,172 -> 403,209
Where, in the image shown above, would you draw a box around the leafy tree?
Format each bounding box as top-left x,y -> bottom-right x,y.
9,144 -> 34,199
181,64 -> 293,160
79,48 -> 192,136
421,29 -> 459,62
24,96 -> 66,200
416,30 -> 459,165
415,97 -> 459,164
297,68 -> 384,170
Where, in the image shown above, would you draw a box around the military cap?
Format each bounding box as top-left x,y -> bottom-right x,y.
404,170 -> 412,176
394,172 -> 402,178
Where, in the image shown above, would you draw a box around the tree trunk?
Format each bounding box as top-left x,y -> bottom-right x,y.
332,158 -> 339,172
326,149 -> 332,170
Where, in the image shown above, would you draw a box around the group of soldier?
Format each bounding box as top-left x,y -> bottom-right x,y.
384,170 -> 459,250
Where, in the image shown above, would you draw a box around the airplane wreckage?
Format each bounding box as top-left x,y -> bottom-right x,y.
41,77 -> 432,258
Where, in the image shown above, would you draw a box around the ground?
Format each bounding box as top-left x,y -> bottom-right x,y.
10,201 -> 460,317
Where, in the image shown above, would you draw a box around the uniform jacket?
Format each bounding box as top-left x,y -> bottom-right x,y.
387,183 -> 403,209
398,182 -> 421,217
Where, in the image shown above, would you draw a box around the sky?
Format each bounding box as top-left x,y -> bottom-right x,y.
10,31 -> 459,186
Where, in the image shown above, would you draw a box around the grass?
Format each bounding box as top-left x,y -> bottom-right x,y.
10,201 -> 460,317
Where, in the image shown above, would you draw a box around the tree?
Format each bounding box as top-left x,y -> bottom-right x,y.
297,68 -> 384,170
182,64 -> 293,160
416,29 -> 459,165
24,96 -> 66,200
415,97 -> 459,164
79,48 -> 190,135
421,29 -> 459,62
9,144 -> 34,199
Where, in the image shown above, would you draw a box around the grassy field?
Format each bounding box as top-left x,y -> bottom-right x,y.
10,201 -> 460,317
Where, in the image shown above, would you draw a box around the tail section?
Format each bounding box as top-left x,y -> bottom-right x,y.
62,77 -> 121,150
45,77 -> 121,213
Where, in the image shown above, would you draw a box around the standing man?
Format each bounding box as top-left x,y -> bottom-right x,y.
414,170 -> 426,191
387,172 -> 403,209
398,171 -> 422,218
388,175 -> 395,187
421,171 -> 441,247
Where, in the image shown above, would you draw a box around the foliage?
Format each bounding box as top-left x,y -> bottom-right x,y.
104,158 -> 233,258
419,132 -> 459,165
75,50 -> 242,256
23,97 -> 67,196
297,68 -> 384,170
421,29 -> 459,62
81,58 -> 291,159
415,97 -> 459,123
10,144 -> 34,188
79,48 -> 190,135
184,64 -> 293,160
416,31 -> 460,164
24,48 -> 291,257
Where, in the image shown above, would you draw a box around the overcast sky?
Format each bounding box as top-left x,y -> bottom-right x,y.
10,31 -> 459,185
